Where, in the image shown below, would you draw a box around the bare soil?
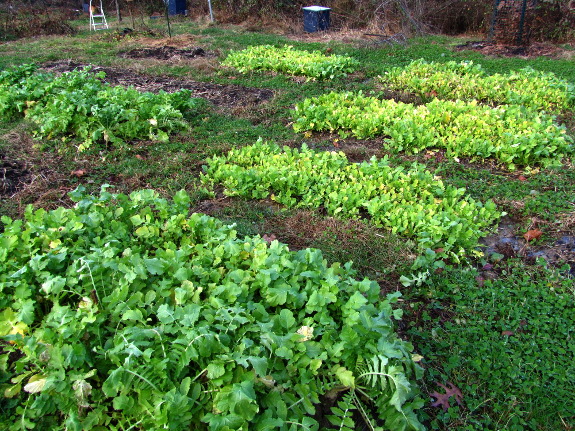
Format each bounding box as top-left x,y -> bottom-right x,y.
0,156 -> 28,197
0,130 -> 71,212
118,46 -> 215,60
40,60 -> 274,109
455,40 -> 575,59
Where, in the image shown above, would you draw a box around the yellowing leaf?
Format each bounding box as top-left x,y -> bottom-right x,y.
334,366 -> 355,388
24,375 -> 47,393
0,308 -> 28,336
4,384 -> 21,398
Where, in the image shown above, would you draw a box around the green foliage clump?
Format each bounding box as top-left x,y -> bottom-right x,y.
292,91 -> 573,168
0,64 -> 204,151
408,262 -> 575,430
379,59 -> 575,113
222,45 -> 360,80
202,140 -> 501,266
0,187 -> 424,430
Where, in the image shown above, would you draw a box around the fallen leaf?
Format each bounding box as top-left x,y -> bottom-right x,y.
430,382 -> 464,411
523,229 -> 543,242
70,169 -> 86,177
501,330 -> 514,336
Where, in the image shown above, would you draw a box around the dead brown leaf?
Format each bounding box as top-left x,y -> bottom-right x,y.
430,382 -> 464,411
523,229 -> 543,242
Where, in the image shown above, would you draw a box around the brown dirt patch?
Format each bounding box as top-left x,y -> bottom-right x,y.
40,60 -> 274,109
0,129 -> 72,217
304,135 -> 388,163
0,155 -> 28,197
127,34 -> 200,48
454,40 -> 574,59
119,46 -> 214,60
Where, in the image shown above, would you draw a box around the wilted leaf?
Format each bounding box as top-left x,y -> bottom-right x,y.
24,375 -> 47,393
73,379 -> 92,408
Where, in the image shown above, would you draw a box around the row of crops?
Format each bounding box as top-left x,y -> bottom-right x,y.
0,64 -> 204,151
0,44 -> 574,430
203,44 -> 574,267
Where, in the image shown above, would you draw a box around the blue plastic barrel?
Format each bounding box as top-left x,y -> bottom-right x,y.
167,0 -> 186,15
303,6 -> 331,32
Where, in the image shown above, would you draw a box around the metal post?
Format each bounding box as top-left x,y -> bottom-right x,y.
164,0 -> 172,38
517,0 -> 528,45
489,0 -> 501,42
208,0 -> 214,22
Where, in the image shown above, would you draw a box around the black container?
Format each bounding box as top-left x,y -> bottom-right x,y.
167,0 -> 186,15
303,6 -> 331,32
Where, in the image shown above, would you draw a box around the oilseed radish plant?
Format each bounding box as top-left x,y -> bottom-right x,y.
202,140 -> 502,268
222,45 -> 360,80
379,59 -> 575,113
292,91 -> 573,169
0,187 -> 424,431
0,64 -> 204,151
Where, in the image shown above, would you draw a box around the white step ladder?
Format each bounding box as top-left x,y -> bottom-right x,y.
89,0 -> 109,31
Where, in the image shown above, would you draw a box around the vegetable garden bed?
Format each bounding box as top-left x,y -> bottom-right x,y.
0,23 -> 574,431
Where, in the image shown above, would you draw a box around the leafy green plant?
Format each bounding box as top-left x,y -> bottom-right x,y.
0,64 -> 205,151
379,59 -> 575,113
202,140 -> 501,267
222,45 -> 360,80
0,186 -> 423,430
292,91 -> 574,169
407,262 -> 575,430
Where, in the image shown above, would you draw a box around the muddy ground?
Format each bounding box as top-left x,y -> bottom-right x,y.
41,60 -> 274,109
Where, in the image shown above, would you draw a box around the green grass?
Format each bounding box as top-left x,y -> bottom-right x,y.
406,261 -> 575,430
436,162 -> 575,221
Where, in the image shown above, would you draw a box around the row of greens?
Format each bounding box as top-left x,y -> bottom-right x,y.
292,91 -> 573,168
222,45 -> 360,80
0,187 -> 424,430
379,59 -> 575,113
202,140 -> 501,267
0,64 -> 204,151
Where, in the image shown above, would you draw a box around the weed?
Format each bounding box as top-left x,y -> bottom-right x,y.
406,261 -> 575,430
